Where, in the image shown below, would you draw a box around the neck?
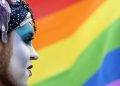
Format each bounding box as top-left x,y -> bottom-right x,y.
0,73 -> 15,86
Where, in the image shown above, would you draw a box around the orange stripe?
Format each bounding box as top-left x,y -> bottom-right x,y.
33,0 -> 105,50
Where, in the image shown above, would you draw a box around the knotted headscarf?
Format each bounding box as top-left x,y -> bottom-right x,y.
0,0 -> 36,43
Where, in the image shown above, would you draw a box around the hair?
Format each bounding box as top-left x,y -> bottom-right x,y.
0,33 -> 16,86
6,0 -> 15,4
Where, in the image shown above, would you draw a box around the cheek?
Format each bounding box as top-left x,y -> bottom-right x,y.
13,45 -> 29,67
8,32 -> 31,84
9,40 -> 30,79
11,33 -> 31,69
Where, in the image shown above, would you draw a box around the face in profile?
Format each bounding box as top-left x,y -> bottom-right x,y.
8,22 -> 38,86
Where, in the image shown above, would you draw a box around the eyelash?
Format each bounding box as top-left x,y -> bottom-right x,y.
23,37 -> 34,44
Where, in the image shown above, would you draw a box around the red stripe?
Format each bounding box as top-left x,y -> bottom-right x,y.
26,0 -> 81,19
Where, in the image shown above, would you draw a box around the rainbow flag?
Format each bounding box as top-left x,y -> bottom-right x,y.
26,0 -> 120,86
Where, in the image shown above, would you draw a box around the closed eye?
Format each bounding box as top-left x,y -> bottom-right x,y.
23,37 -> 34,45
15,23 -> 35,45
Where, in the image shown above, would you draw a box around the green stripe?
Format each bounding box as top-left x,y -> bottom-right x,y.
33,18 -> 120,86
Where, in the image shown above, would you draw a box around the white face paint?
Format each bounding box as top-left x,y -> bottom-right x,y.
8,23 -> 38,86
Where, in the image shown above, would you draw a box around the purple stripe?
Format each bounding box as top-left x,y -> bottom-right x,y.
107,80 -> 120,86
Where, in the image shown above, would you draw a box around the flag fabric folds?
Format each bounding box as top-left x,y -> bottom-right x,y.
26,0 -> 120,86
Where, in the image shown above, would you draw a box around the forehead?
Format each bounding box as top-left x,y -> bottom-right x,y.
15,23 -> 34,38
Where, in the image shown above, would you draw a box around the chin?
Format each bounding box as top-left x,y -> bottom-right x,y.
17,80 -> 28,86
15,71 -> 30,86
8,66 -> 29,86
15,74 -> 29,86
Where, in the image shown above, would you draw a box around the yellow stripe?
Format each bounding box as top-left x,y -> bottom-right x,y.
29,0 -> 120,85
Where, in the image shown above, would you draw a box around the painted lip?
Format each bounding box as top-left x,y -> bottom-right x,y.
28,70 -> 32,77
27,65 -> 33,77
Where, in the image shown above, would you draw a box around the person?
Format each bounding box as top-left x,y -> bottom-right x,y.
0,0 -> 38,86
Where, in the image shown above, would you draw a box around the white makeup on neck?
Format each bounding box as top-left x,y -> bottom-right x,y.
8,22 -> 38,86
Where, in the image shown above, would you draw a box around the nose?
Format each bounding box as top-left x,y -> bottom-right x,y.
30,47 -> 39,60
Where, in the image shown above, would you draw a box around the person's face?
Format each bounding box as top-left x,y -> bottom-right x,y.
8,22 -> 38,86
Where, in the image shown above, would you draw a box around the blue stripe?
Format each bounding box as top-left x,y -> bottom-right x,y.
83,48 -> 120,86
